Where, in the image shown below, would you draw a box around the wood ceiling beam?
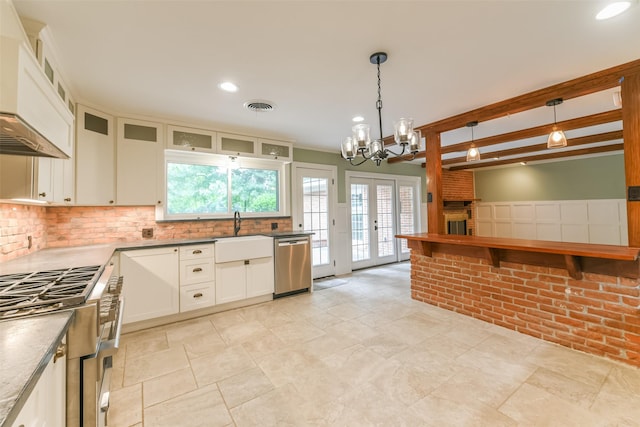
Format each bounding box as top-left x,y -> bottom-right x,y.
388,109 -> 621,163
447,143 -> 623,171
440,130 -> 623,166
415,59 -> 640,134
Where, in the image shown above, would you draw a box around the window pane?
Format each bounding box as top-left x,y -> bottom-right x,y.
166,162 -> 228,214
231,168 -> 278,212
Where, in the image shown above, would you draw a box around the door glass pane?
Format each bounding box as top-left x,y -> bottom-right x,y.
399,185 -> 415,253
303,177 -> 329,266
351,183 -> 370,262
376,184 -> 395,257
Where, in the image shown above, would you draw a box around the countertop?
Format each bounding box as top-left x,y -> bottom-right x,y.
0,311 -> 75,427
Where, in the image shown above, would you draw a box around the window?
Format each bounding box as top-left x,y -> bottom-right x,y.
162,151 -> 288,220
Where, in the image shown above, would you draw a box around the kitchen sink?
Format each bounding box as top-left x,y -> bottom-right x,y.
215,235 -> 273,263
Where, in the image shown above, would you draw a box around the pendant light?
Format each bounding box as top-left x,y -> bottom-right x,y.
466,121 -> 480,162
546,98 -> 567,148
340,52 -> 422,166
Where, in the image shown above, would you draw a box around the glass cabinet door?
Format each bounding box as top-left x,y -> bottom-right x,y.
167,125 -> 217,153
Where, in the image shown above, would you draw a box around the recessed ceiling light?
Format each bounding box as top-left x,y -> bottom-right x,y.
352,116 -> 364,123
219,82 -> 238,92
520,161 -> 527,166
596,1 -> 631,20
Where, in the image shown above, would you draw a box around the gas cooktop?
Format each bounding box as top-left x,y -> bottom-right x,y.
0,265 -> 102,319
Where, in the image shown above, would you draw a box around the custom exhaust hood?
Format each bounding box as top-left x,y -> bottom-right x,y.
0,112 -> 69,158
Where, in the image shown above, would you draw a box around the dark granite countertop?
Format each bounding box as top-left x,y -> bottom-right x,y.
0,311 -> 75,427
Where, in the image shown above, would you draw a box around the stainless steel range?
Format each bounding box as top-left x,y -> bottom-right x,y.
0,261 -> 124,427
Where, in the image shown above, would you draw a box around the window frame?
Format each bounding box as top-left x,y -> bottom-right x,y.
159,150 -> 290,221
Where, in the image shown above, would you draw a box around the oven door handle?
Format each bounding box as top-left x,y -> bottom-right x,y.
97,296 -> 125,358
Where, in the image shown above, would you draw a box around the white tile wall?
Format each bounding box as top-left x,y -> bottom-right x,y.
475,199 -> 628,245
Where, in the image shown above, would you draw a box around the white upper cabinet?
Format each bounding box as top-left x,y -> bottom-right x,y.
167,125 -> 217,153
116,118 -> 163,206
0,1 -> 74,157
216,133 -> 257,157
257,138 -> 292,162
75,104 -> 116,205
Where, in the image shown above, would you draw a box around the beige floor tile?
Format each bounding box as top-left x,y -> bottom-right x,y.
122,328 -> 169,360
368,358 -> 436,406
218,319 -> 270,345
190,345 -> 255,386
361,332 -> 409,358
325,318 -> 379,342
295,330 -> 359,359
301,310 -> 344,330
289,364 -> 354,406
379,313 -> 441,345
208,308 -> 246,330
164,316 -> 217,346
182,330 -> 228,359
123,346 -> 189,386
499,383 -> 608,426
325,301 -> 370,320
525,343 -> 612,388
269,319 -> 326,345
258,347 -> 325,387
526,367 -> 600,408
321,344 -> 387,385
108,383 -> 142,427
142,366 -> 197,407
240,331 -> 287,361
144,383 -> 232,427
230,383 -> 307,427
217,366 -> 275,408
455,347 -> 538,385
590,365 -> 640,426
411,392 -> 518,427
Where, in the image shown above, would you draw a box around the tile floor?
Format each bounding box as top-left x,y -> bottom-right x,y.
110,262 -> 640,426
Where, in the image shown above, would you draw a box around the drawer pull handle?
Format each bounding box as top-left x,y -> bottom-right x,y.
193,267 -> 203,272
193,249 -> 202,254
193,293 -> 203,298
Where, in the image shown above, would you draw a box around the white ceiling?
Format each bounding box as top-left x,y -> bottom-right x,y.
12,0 -> 640,163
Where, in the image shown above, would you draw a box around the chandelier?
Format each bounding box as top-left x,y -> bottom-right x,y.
341,52 -> 422,166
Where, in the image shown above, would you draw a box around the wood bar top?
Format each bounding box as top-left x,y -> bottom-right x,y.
396,233 -> 640,261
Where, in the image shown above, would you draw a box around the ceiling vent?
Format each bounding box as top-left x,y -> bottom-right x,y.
243,100 -> 276,112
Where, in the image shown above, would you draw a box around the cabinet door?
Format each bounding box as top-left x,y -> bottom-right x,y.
76,105 -> 116,205
246,257 -> 275,298
167,125 -> 216,153
49,339 -> 66,427
257,138 -> 292,162
216,133 -> 257,157
116,118 -> 163,206
121,247 -> 179,323
36,157 -> 55,202
215,261 -> 247,304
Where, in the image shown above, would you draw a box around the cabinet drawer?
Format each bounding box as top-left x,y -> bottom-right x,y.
180,282 -> 215,312
179,244 -> 214,260
180,259 -> 214,285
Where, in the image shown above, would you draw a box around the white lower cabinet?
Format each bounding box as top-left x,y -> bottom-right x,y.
179,244 -> 215,312
11,339 -> 66,427
121,246 -> 179,324
215,257 -> 274,304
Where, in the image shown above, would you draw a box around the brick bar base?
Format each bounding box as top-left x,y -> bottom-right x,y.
411,251 -> 640,367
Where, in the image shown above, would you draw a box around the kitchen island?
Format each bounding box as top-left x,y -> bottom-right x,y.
396,233 -> 640,367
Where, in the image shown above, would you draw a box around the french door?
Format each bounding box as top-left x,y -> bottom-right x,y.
292,164 -> 336,278
350,178 -> 397,269
398,180 -> 420,261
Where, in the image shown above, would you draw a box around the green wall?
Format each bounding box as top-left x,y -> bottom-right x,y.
474,154 -> 625,202
293,148 -> 426,203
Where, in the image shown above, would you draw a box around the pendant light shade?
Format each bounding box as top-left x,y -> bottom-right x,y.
466,121 -> 480,162
546,98 -> 568,148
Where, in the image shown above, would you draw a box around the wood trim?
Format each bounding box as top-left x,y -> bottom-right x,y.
440,130 -> 623,166
448,143 -> 623,171
398,233 -> 640,279
414,59 -> 640,134
425,131 -> 444,234
440,110 -> 622,155
623,71 -> 640,246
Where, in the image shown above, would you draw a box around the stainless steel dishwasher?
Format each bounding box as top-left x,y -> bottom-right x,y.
274,235 -> 312,297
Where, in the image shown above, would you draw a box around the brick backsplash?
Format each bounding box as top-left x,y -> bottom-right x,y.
0,204 -> 48,262
1,203 -> 292,261
411,251 -> 640,367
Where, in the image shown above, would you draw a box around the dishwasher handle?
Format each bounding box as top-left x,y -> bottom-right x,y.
277,240 -> 308,247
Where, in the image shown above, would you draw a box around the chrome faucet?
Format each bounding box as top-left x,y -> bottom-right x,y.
233,211 -> 241,236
